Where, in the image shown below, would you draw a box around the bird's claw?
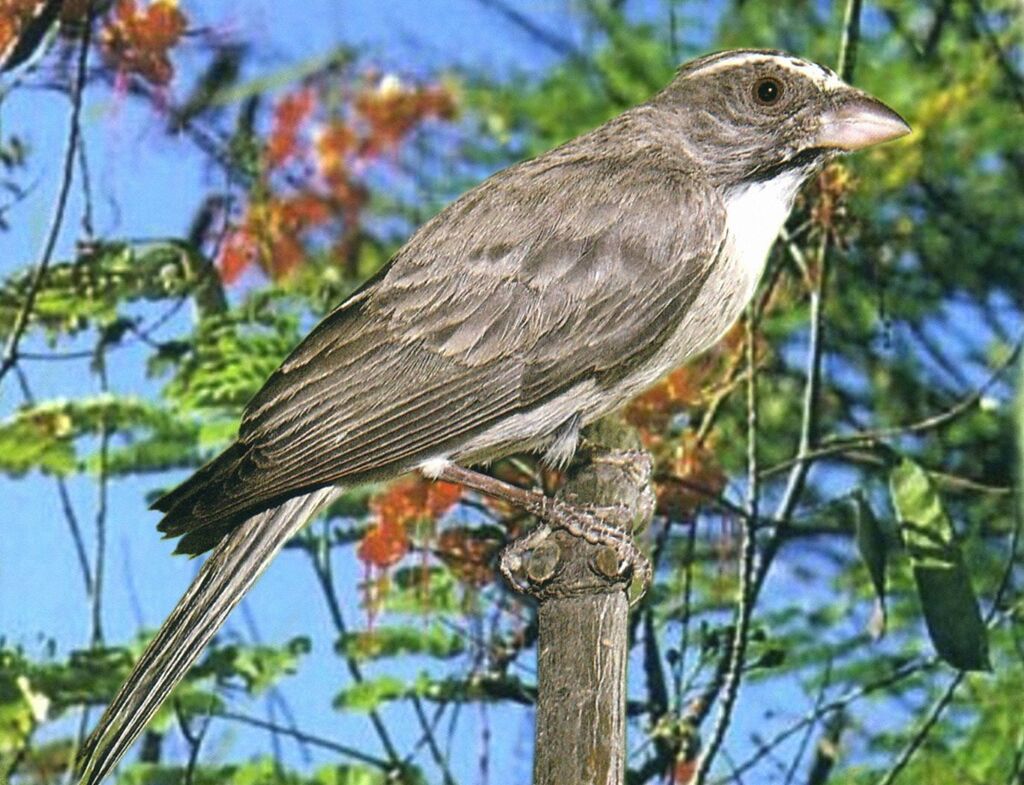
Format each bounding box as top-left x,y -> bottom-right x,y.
499,501 -> 651,604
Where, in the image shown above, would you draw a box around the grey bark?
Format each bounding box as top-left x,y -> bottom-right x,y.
502,416 -> 655,785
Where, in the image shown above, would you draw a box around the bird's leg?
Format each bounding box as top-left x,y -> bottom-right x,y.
433,462 -> 550,517
433,463 -> 651,602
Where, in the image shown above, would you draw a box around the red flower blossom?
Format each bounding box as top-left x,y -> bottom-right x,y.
100,0 -> 187,86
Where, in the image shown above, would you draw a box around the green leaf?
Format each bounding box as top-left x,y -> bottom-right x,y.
114,759 -> 425,785
0,396 -> 200,477
333,675 -> 407,712
0,403 -> 76,475
889,458 -> 990,671
384,567 -> 460,615
313,762 -> 426,785
853,493 -> 888,639
337,625 -> 465,662
149,685 -> 224,733
159,299 -> 301,418
412,672 -> 534,705
192,637 -> 311,696
0,672 -> 41,753
0,241 -> 222,341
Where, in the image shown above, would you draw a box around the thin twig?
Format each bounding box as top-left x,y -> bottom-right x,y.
782,659 -> 832,785
473,0 -> 632,106
90,345 -> 110,646
174,703 -> 212,785
57,477 -> 94,595
761,331 -> 1023,478
12,364 -> 94,594
76,115 -> 95,239
874,672 -> 965,785
411,695 -> 458,785
837,0 -> 863,82
966,0 -> 1024,113
691,306 -> 761,784
1008,725 -> 1024,785
718,657 -> 940,784
691,5 -> 864,776
694,248 -> 788,447
308,520 -> 476,779
305,526 -> 402,766
216,710 -> 391,769
775,230 -> 831,521
474,0 -> 581,59
0,10 -> 92,388
674,517 -> 698,710
238,602 -> 310,764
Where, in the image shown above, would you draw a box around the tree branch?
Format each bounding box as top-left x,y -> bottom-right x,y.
0,10 -> 92,388
498,416 -> 653,785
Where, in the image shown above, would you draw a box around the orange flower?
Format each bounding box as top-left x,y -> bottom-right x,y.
100,0 -> 187,86
266,229 -> 305,279
625,366 -> 704,437
218,76 -> 456,283
437,527 -> 499,586
371,476 -> 462,530
217,192 -> 333,283
355,75 -> 456,155
0,0 -> 46,55
273,192 -> 331,230
357,521 -> 409,569
357,477 -> 462,570
671,758 -> 697,784
217,227 -> 257,284
267,88 -> 316,169
315,120 -> 358,180
655,433 -> 727,519
812,162 -> 854,231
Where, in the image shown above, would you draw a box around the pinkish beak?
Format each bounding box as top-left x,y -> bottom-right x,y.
817,93 -> 911,151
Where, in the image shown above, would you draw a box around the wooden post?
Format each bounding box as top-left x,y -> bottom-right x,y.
503,416 -> 655,785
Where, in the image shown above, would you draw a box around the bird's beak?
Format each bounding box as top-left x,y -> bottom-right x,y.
817,92 -> 911,151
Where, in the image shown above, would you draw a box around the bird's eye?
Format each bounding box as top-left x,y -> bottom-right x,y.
753,77 -> 783,105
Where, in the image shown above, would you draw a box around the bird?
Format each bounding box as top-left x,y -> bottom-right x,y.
76,48 -> 909,784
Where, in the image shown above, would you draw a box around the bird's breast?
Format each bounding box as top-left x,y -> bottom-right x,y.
720,170 -> 804,302
607,172 -> 804,404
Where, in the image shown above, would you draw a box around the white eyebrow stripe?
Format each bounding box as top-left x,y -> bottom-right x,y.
688,53 -> 846,90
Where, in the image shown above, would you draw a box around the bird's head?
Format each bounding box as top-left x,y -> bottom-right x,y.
654,49 -> 910,190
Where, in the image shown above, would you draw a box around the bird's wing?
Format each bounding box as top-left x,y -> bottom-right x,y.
161,136 -> 725,550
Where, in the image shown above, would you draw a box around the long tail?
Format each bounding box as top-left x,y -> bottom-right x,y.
76,486 -> 340,785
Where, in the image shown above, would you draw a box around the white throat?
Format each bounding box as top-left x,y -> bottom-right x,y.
722,171 -> 805,296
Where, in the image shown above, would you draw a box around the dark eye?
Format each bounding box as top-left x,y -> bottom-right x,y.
754,77 -> 783,105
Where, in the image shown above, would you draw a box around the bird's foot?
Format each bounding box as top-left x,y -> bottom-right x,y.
434,463 -> 650,603
497,507 -> 651,605
539,497 -> 650,602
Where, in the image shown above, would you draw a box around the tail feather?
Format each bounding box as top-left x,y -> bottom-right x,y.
76,487 -> 340,785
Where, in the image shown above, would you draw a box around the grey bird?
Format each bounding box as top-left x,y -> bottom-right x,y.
77,49 -> 909,783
